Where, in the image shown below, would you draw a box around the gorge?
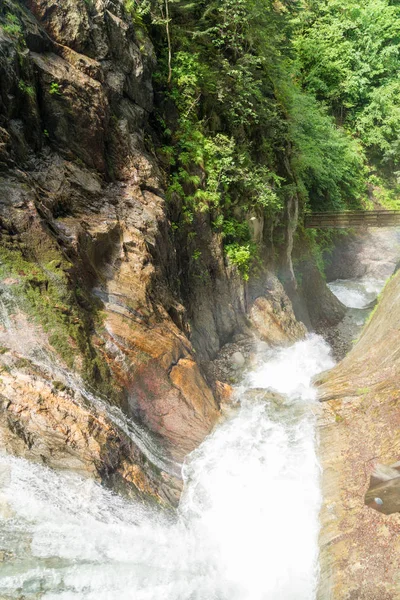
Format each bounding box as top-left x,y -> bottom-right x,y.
1,1 -> 400,599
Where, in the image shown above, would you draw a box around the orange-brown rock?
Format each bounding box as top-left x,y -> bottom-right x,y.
214,380 -> 234,405
0,351 -> 181,506
102,310 -> 219,461
249,276 -> 307,345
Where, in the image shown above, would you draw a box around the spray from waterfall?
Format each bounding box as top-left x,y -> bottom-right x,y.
0,283 -> 180,476
0,334 -> 334,600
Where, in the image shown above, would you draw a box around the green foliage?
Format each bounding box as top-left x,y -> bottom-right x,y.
301,229 -> 327,277
18,80 -> 35,98
145,1 -> 291,277
0,243 -> 116,399
225,242 -> 256,280
301,228 -> 343,276
2,12 -> 22,37
124,0 -> 151,25
356,80 -> 400,168
153,0 -> 366,218
286,86 -> 366,211
129,0 -> 374,279
0,247 -> 85,367
294,0 -> 400,176
357,387 -> 371,396
368,173 -> 400,210
221,218 -> 251,242
192,249 -> 202,261
49,82 -> 62,96
221,217 -> 258,279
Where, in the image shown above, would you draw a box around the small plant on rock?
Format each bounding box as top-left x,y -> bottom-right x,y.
49,82 -> 62,96
2,13 -> 22,37
18,80 -> 35,98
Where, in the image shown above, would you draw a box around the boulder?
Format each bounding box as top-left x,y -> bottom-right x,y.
231,351 -> 246,369
249,277 -> 307,345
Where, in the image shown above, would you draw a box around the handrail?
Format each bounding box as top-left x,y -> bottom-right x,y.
304,209 -> 400,228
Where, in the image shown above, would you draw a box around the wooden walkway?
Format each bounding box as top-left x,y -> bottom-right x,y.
305,210 -> 400,229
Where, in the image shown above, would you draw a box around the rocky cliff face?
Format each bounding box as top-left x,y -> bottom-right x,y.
0,0 -> 312,504
293,233 -> 346,332
316,268 -> 400,599
0,0 -> 222,504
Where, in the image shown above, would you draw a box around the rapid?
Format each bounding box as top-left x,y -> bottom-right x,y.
1,230 -> 397,600
0,335 -> 334,600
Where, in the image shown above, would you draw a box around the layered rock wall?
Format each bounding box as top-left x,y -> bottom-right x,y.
317,269 -> 400,599
0,0 -> 311,502
0,0 -> 220,502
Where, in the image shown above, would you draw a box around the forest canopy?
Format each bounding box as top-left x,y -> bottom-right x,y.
294,0 -> 400,202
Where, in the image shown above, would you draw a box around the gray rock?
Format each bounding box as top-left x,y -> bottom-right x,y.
231,351 -> 245,369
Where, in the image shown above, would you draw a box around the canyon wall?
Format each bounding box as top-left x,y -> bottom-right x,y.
0,0 -> 319,503
317,268 -> 400,599
0,0 -> 221,504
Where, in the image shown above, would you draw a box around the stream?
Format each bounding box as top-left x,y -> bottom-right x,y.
328,276 -> 385,309
0,273 -> 392,600
0,335 -> 333,600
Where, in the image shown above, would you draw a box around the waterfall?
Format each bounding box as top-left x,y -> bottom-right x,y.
0,334 -> 334,599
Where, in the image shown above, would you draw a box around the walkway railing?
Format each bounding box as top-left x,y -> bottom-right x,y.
304,210 -> 400,229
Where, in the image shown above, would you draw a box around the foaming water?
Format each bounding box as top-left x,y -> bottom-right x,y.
328,277 -> 386,309
0,286 -> 180,477
0,335 -> 334,599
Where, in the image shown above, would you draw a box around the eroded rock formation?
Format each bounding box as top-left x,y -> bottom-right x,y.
325,228 -> 400,282
0,0 -> 310,503
316,269 -> 400,599
0,0 -> 221,502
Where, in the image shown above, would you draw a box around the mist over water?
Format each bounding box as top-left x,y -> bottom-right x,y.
328,277 -> 386,309
0,335 -> 334,600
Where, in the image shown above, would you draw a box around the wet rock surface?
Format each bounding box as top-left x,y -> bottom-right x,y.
0,0 -> 313,504
0,344 -> 182,506
202,336 -> 255,386
316,307 -> 370,361
202,283 -> 306,388
240,388 -> 286,407
295,251 -> 347,331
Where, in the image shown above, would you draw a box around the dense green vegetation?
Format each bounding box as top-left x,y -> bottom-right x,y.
129,1 -> 400,276
130,0 -> 370,276
294,0 -> 400,207
4,1 -> 399,282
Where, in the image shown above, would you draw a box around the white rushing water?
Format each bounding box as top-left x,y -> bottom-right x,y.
0,335 -> 334,600
327,276 -> 386,309
0,284 -> 181,478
